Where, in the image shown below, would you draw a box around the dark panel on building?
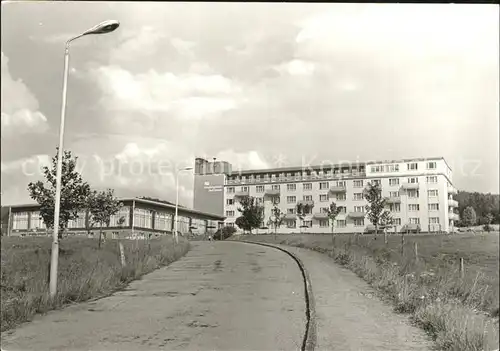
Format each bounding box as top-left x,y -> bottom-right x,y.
193,174 -> 225,217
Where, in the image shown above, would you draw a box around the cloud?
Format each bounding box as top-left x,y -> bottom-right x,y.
73,139 -> 196,206
296,4 -> 499,63
92,65 -> 240,119
109,26 -> 168,65
1,154 -> 51,175
274,59 -> 316,76
215,150 -> 269,171
1,52 -> 49,135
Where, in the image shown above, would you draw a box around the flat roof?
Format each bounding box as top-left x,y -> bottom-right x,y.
231,156 -> 448,175
4,197 -> 225,221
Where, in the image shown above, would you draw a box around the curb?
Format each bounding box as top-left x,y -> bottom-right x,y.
237,240 -> 317,351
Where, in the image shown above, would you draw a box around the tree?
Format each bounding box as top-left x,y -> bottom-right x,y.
235,196 -> 264,234
117,216 -> 126,228
88,189 -> 123,248
379,209 -> 394,244
364,182 -> 389,235
462,206 -> 477,227
27,148 -> 91,239
326,201 -> 342,245
455,191 -> 500,225
485,213 -> 494,225
296,202 -> 311,232
267,205 -> 286,239
84,210 -> 95,237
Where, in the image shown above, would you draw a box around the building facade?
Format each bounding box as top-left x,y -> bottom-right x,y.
193,157 -> 460,234
4,197 -> 224,238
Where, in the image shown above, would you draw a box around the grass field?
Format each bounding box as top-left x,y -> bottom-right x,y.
234,232 -> 499,351
0,235 -> 189,332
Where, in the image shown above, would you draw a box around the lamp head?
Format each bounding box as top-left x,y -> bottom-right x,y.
82,20 -> 120,36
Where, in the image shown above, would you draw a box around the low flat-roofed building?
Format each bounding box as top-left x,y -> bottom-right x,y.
2,197 -> 225,239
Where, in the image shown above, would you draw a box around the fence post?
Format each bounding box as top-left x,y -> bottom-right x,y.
401,231 -> 405,257
119,242 -> 126,268
414,242 -> 418,263
459,257 -> 464,278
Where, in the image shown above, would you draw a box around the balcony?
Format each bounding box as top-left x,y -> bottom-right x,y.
284,214 -> 297,220
449,212 -> 460,221
447,186 -> 458,195
264,189 -> 280,197
297,200 -> 314,207
348,212 -> 366,219
386,196 -> 401,204
329,186 -> 347,193
313,213 -> 329,220
234,190 -> 249,198
448,199 -> 458,207
401,183 -> 420,190
401,223 -> 421,232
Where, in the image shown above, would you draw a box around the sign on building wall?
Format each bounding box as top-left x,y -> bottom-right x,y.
203,181 -> 223,193
194,174 -> 225,216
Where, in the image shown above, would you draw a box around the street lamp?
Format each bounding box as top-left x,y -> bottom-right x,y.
49,20 -> 120,299
174,167 -> 194,244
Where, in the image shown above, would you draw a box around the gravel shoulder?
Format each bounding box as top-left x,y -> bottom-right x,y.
276,244 -> 434,351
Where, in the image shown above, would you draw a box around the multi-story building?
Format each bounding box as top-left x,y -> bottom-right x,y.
193,157 -> 460,234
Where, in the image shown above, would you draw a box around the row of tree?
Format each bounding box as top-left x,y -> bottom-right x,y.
27,149 -> 123,243
455,191 -> 499,226
234,182 -> 394,239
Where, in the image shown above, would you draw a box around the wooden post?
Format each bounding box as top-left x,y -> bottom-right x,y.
401,231 -> 405,257
414,242 -> 418,263
459,257 -> 464,278
119,242 -> 126,267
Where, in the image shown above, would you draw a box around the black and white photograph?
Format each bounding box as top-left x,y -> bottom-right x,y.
1,2 -> 499,351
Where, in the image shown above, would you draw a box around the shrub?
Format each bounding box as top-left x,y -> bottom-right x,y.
214,226 -> 237,241
483,224 -> 492,232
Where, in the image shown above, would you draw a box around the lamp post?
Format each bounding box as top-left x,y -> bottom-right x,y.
174,167 -> 193,244
49,20 -> 120,299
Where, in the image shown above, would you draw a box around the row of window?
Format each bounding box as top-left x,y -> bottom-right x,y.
228,161 -> 439,183
11,209 -> 194,232
226,189 -> 441,206
230,168 -> 365,182
370,161 -> 437,174
226,203 -> 442,217
227,176 -> 440,193
244,217 -> 439,229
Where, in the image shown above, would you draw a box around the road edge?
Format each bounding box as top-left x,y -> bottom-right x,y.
236,240 -> 317,351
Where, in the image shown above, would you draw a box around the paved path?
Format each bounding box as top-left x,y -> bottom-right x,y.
1,242 -> 306,351
275,244 -> 433,351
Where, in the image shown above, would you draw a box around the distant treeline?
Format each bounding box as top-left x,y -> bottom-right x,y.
456,191 -> 500,225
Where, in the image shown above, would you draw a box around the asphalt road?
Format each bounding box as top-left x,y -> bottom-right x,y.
1,242 -> 306,351
1,241 -> 433,351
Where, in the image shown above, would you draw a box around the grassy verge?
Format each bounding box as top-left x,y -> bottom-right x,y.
1,235 -> 189,332
234,232 -> 499,351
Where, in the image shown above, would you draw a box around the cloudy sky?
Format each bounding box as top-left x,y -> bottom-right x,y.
1,2 -> 499,206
